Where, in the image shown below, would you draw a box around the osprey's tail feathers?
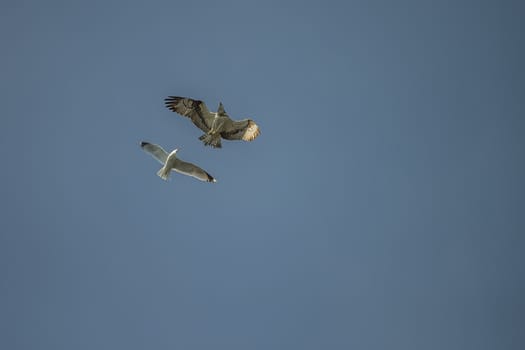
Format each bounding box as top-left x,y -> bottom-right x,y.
156,165 -> 171,180
199,134 -> 222,148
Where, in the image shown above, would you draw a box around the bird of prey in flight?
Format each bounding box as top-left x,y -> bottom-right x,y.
164,96 -> 260,148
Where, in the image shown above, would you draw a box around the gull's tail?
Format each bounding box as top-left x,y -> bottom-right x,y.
157,166 -> 170,180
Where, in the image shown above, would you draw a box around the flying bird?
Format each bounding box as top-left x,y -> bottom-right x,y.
164,96 -> 260,148
140,141 -> 216,183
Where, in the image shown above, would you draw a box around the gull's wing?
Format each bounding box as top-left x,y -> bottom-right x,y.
172,158 -> 217,183
164,96 -> 214,133
220,119 -> 260,141
140,141 -> 168,164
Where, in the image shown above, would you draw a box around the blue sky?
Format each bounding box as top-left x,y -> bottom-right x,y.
1,0 -> 524,349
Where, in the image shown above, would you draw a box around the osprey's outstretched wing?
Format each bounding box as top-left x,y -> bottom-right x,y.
220,119 -> 260,141
164,96 -> 214,132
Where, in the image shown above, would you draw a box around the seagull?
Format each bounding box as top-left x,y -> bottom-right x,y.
140,141 -> 216,183
164,96 -> 260,148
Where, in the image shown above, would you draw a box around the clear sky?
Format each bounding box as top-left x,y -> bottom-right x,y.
1,0 -> 524,349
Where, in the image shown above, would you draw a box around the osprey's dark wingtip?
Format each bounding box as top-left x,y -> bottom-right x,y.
164,96 -> 181,103
140,141 -> 150,148
164,96 -> 181,112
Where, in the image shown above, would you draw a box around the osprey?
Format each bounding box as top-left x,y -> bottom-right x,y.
164,96 -> 260,148
140,141 -> 216,183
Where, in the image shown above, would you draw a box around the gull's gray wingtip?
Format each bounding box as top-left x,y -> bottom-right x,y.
206,172 -> 217,183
